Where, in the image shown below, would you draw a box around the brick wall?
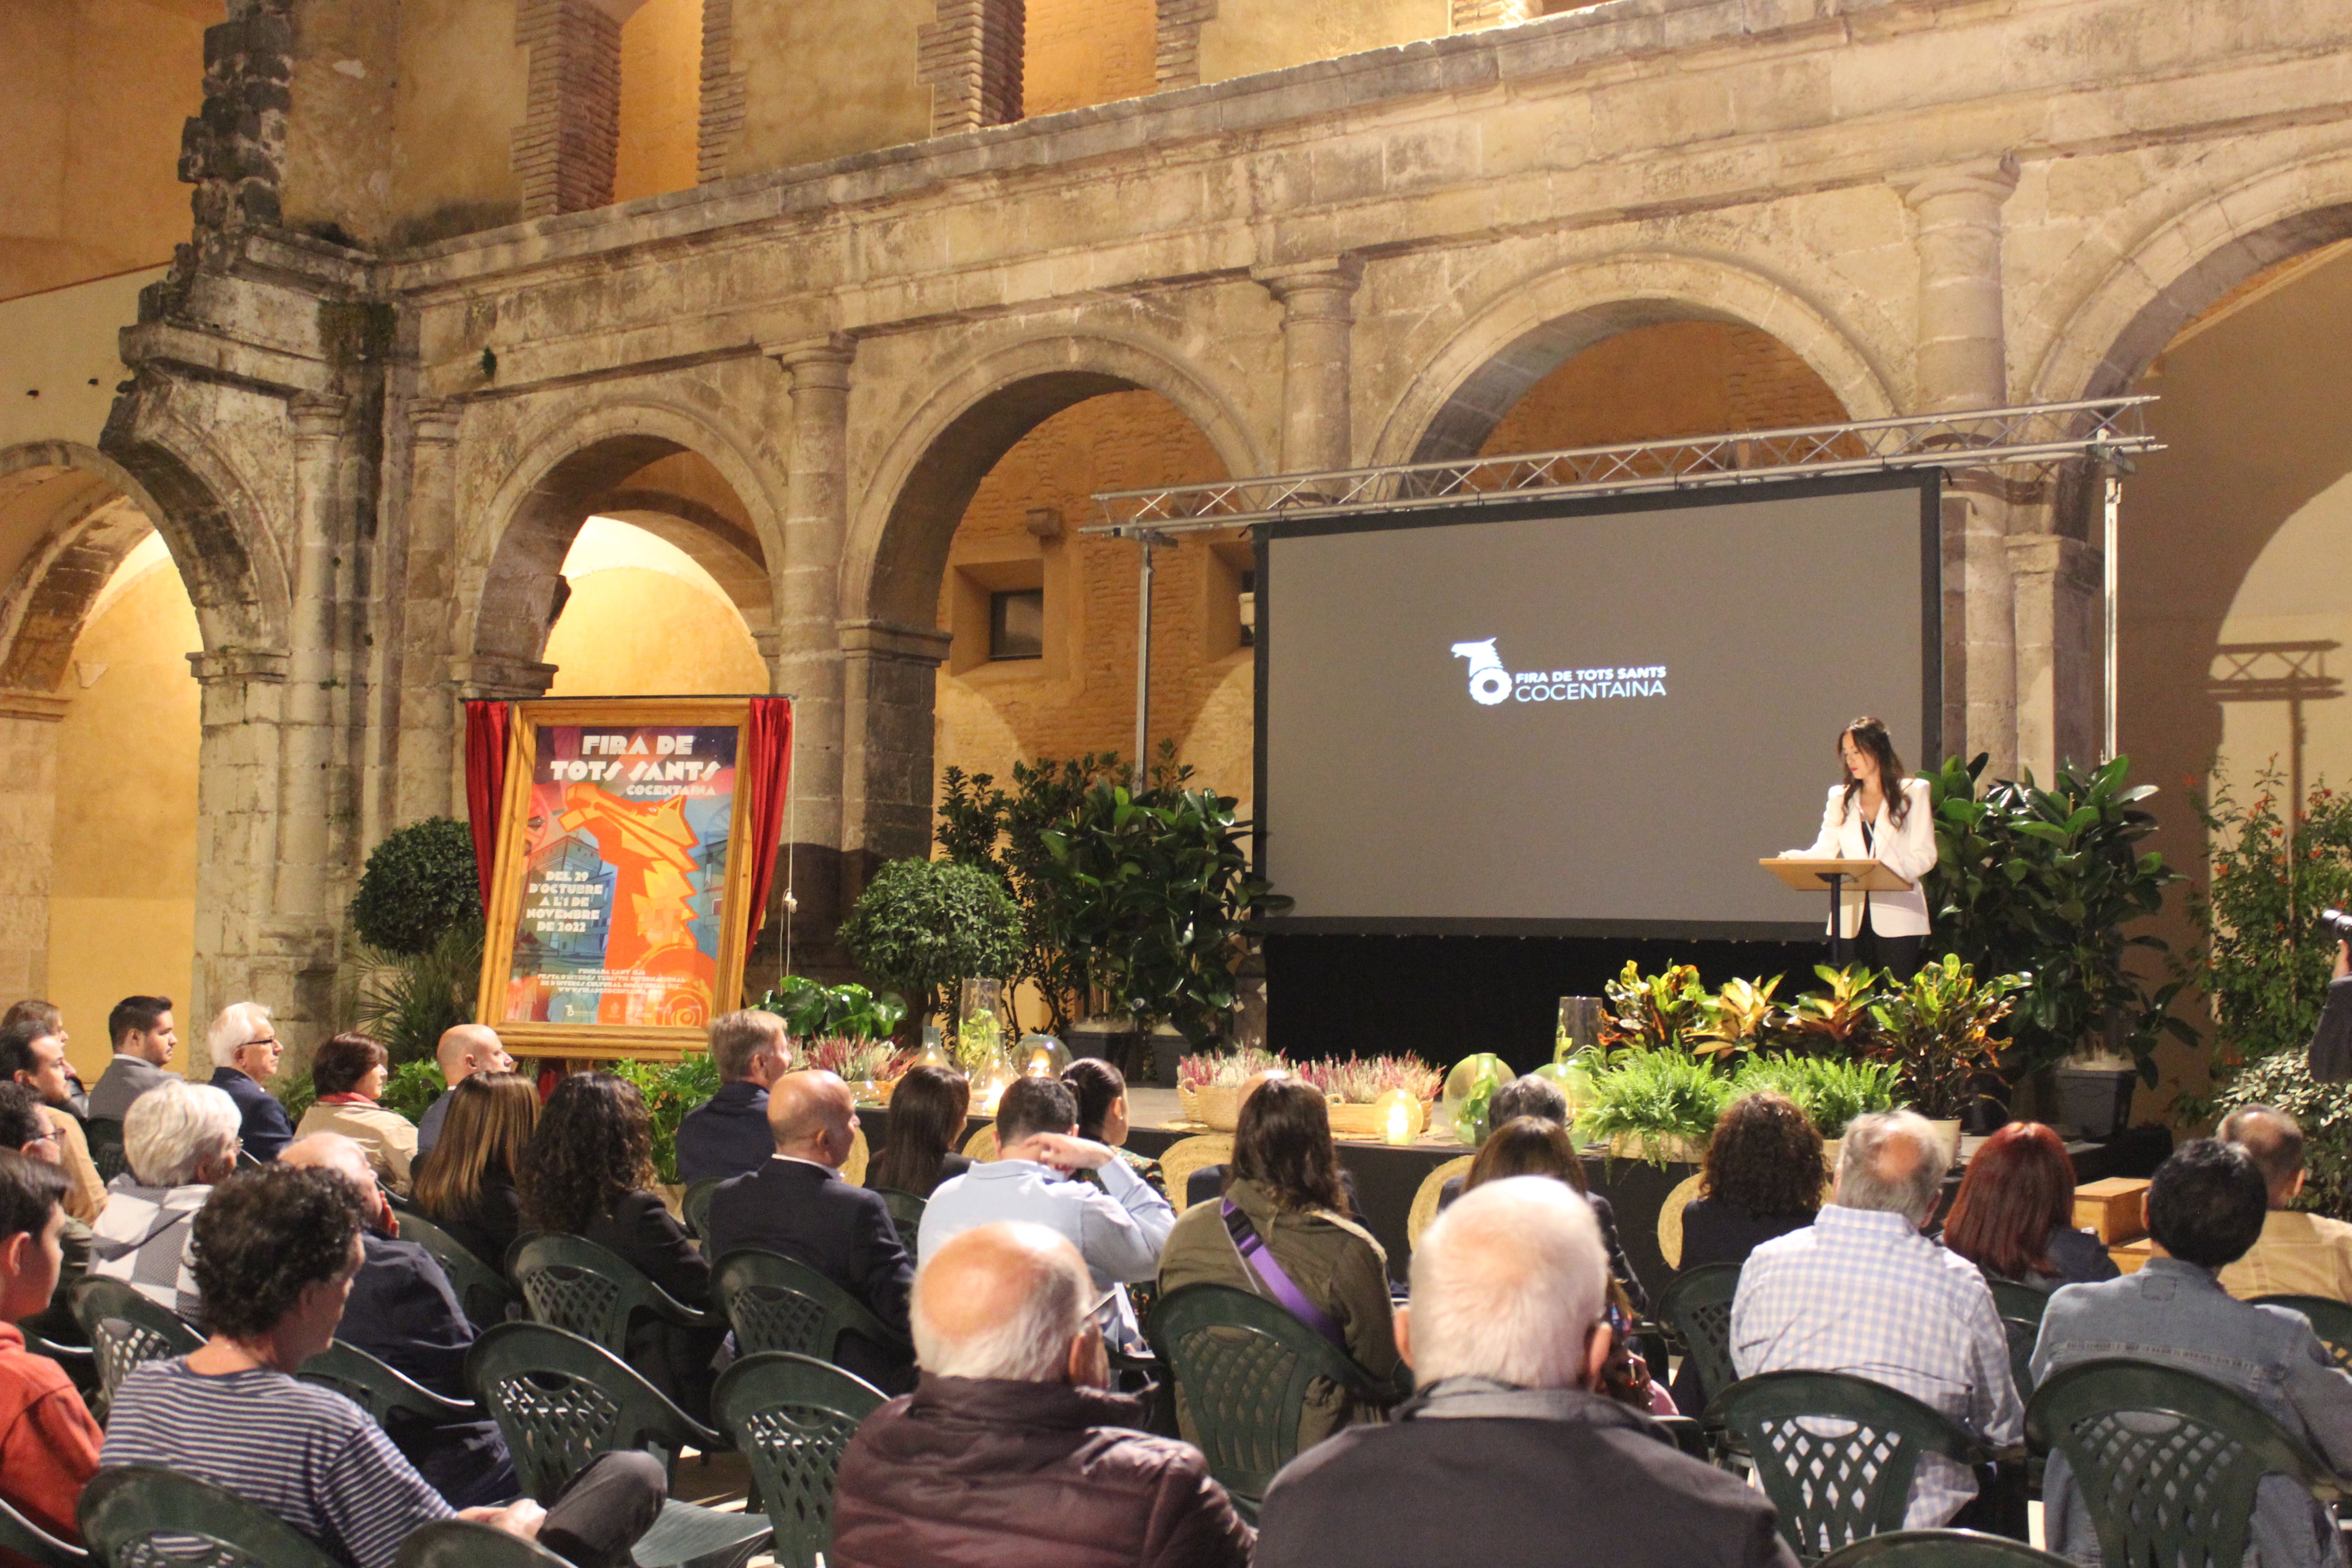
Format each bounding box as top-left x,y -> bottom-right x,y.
1025,0 -> 1156,115
919,0 -> 1026,136
514,0 -> 624,218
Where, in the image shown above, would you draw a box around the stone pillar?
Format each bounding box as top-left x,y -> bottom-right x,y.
0,693 -> 69,1004
838,617 -> 954,896
189,647 -> 290,1072
1255,258 -> 1363,475
395,399 -> 462,826
2007,532 -> 2102,780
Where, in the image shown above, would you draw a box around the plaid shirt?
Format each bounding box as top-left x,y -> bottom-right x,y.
1730,1205 -> 2023,1529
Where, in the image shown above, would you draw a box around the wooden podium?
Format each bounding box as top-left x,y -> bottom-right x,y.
1761,857 -> 1915,964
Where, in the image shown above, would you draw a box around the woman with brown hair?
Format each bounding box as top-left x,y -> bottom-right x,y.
1157,1078 -> 1399,1448
1671,1091 -> 1826,1413
1786,715 -> 1938,977
1462,1116 -> 1649,1313
1062,1057 -> 1167,1198
864,1064 -> 971,1198
1941,1120 -> 2118,1290
411,1071 -> 538,1267
293,1032 -> 418,1195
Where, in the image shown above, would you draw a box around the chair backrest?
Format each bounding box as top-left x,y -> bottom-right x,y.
1157,1135 -> 1233,1212
682,1178 -> 723,1241
1986,1280 -> 2050,1329
70,1277 -> 204,1410
1708,1370 -> 1982,1561
874,1189 -> 926,1266
2026,1356 -> 2342,1568
1405,1156 -> 1474,1250
1654,1173 -> 1705,1270
1817,1528 -> 2074,1566
959,1123 -> 998,1162
1656,1262 -> 1743,1414
509,1233 -> 705,1357
397,1519 -> 575,1568
464,1321 -> 721,1500
843,1126 -> 869,1187
1147,1282 -> 1397,1507
1999,1318 -> 2038,1399
711,1352 -> 886,1568
712,1249 -> 907,1364
2251,1293 -> 2352,1373
83,1119 -> 127,1184
77,1465 -> 342,1568
300,1338 -> 478,1426
0,1490 -> 87,1568
396,1211 -> 518,1332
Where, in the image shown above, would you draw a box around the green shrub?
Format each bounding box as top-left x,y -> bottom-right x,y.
271,1068 -> 318,1128
380,1059 -> 447,1122
2208,1051 -> 2352,1222
757,976 -> 907,1042
350,818 -> 481,956
1577,1050 -> 1733,1163
838,859 -> 1024,1025
610,1054 -> 723,1185
354,923 -> 484,1067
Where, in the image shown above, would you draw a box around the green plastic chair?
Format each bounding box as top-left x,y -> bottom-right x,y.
509,1233 -> 711,1359
398,1210 -> 520,1332
1999,1317 -> 2039,1399
464,1322 -> 771,1568
1986,1280 -> 2050,1330
2251,1293 -> 2352,1373
2026,1357 -> 2343,1568
711,1249 -> 913,1366
397,1519 -> 575,1568
1817,1528 -> 2074,1566
1147,1282 -> 1400,1518
711,1352 -> 886,1568
69,1276 -> 203,1413
1707,1371 -> 1986,1562
83,1119 -> 127,1184
874,1189 -> 926,1265
1657,1262 -> 1743,1416
0,1492 -> 86,1567
300,1338 -> 481,1426
77,1465 -> 341,1568
682,1179 -> 723,1242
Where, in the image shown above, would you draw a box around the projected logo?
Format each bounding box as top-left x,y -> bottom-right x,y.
1451,638 -> 1668,707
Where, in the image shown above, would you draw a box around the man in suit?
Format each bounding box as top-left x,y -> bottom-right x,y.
86,995 -> 180,1122
205,1002 -> 294,1162
279,1133 -> 520,1507
414,1024 -> 513,1158
675,1010 -> 791,1184
705,1069 -> 914,1388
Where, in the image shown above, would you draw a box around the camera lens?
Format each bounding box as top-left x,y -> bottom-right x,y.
2322,908 -> 2352,939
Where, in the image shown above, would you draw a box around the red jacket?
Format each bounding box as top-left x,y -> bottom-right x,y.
0,1321 -> 102,1561
830,1374 -> 1254,1568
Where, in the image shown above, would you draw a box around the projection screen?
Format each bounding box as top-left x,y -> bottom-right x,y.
1254,474 -> 1940,937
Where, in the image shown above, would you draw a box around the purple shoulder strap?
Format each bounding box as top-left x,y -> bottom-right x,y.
1222,1199 -> 1348,1350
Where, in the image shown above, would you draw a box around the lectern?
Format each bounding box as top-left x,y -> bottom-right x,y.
1760,857 -> 1915,965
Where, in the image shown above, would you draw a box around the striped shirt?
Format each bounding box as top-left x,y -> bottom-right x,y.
101,1359 -> 454,1568
88,1177 -> 207,1319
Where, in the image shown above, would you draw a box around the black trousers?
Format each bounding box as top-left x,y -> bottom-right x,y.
1851,902 -> 1924,979
534,1451 -> 668,1568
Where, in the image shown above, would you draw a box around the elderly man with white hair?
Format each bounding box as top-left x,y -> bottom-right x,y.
829,1221 -> 1253,1568
205,1002 -> 294,1162
1255,1178 -> 1792,1568
88,1079 -> 242,1315
1732,1109 -> 2023,1533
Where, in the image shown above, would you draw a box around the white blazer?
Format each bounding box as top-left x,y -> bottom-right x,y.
1791,777 -> 1938,939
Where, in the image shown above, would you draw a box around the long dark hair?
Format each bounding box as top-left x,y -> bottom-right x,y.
867,1064 -> 969,1197
519,1072 -> 655,1235
1231,1079 -> 1346,1213
1943,1121 -> 2074,1280
1701,1093 -> 1827,1218
413,1072 -> 538,1225
1464,1116 -> 1590,1195
1838,716 -> 1911,828
1062,1058 -> 1126,1142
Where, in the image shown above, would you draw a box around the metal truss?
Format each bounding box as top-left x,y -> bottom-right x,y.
1086,397 -> 2160,534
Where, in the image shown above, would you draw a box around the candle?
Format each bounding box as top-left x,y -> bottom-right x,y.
1377,1089 -> 1415,1145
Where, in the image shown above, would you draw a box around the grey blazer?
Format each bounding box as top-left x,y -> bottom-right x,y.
87,1055 -> 180,1122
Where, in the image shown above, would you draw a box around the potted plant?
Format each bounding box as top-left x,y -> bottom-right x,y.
347,817 -> 485,1067
1730,1053 -> 1899,1144
1576,1048 -> 1732,1166
1867,955 -> 2024,1166
1294,1055 -> 1444,1140
837,857 -> 1024,1035
1177,1048 -> 1287,1128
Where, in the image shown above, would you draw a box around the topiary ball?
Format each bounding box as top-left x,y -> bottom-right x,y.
350,817 -> 481,955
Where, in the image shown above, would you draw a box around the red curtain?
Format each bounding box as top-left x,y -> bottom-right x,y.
744,697 -> 794,941
463,700 -> 512,917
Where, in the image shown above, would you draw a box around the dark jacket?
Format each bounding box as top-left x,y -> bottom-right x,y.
582,1189 -> 724,1416
865,1151 -> 972,1200
1255,1378 -> 1797,1568
675,1082 -> 774,1184
706,1157 -> 915,1388
1439,1176 -> 1649,1314
1984,1224 -> 2121,1293
208,1067 -> 295,1162
830,1375 -> 1254,1568
428,1170 -> 524,1271
338,1231 -> 518,1508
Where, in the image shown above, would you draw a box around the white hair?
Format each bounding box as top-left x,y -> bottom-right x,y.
911,1226 -> 1089,1381
1407,1176 -> 1607,1388
125,1081 -> 241,1187
1835,1110 -> 1945,1226
207,1002 -> 273,1064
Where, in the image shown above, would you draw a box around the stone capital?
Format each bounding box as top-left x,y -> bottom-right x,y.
767,332 -> 858,390
446,655 -> 559,700
188,647 -> 291,685
1899,155 -> 2021,214
287,391 -> 352,442
1253,256 -> 1364,319
0,691 -> 71,724
836,618 -> 954,666
407,398 -> 463,447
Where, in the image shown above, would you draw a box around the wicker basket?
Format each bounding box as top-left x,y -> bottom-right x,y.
1176,1083 -> 1201,1123
1325,1098 -> 1430,1142
1196,1083 -> 1244,1131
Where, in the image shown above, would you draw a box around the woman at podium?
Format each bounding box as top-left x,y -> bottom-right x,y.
1789,716 -> 1937,976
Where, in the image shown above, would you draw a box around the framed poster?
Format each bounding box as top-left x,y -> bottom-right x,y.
476,697 -> 766,1059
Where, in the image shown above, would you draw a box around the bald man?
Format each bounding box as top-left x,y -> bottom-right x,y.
2218,1104 -> 2352,1302
704,1070 -> 914,1388
415,1024 -> 512,1158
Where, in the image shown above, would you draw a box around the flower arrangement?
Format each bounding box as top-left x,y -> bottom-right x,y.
1293,1055 -> 1444,1105
800,1036 -> 913,1084
1178,1048 -> 1287,1091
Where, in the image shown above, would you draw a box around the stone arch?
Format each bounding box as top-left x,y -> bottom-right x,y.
1369,253 -> 1899,468
845,332 -> 1264,629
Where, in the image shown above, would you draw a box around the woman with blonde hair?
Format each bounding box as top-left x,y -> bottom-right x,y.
411,1071 -> 539,1267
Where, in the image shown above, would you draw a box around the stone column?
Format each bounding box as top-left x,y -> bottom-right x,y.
0,692 -> 70,1004
1255,258 -> 1363,475
273,393 -> 349,928
395,399 -> 462,826
2007,532 -> 2102,780
189,647 -> 290,1071
837,618 -> 954,905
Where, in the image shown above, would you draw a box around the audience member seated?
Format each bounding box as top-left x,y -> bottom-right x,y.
521,1072 -> 724,1412
1732,1110 -> 2021,1529
1159,1077 -> 1398,1445
0,1084 -> 90,1274
1433,1073 -> 1571,1205
296,1033 -> 419,1196
830,1221 -> 1253,1568
411,1071 -> 537,1268
2216,1104 -> 2352,1302
1064,1059 -> 1166,1198
1941,1121 -> 2118,1292
862,1065 -> 971,1199
282,1133 -> 519,1507
675,1010 -> 791,1184
91,1080 -> 241,1316
922,1077 -> 1174,1353
705,1070 -> 914,1387
415,1025 -> 512,1160
205,1002 -> 294,1163
1680,1093 -> 1826,1270
0,1150 -> 102,1555
4,1002 -> 84,1121
86,995 -> 180,1122
100,1163 -> 664,1568
2033,1139 -> 2352,1568
1183,1071 -> 1366,1221
0,1020 -> 103,1222
1255,1178 -> 1795,1568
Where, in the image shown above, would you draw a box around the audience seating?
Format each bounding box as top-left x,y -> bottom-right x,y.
1985,1281 -> 2049,1330
709,1351 -> 885,1568
508,1234 -> 712,1361
959,1124 -> 997,1162
1405,1156 -> 1473,1249
2025,1357 -> 2342,1568
396,1211 -> 518,1332
874,1189 -> 925,1265
1707,1370 -> 1989,1563
842,1128 -> 868,1187
0,1492 -> 86,1568
681,1178 -> 721,1242
1998,1318 -> 2039,1399
396,1519 -> 575,1568
299,1338 -> 481,1427
82,1119 -> 126,1185
1156,1135 -> 1233,1213
78,1465 -> 341,1568
1653,1173 -> 1704,1269
2250,1293 -> 2352,1372
710,1250 -> 911,1366
1656,1262 -> 1743,1416
1817,1529 -> 2072,1566
1147,1282 -> 1400,1520
463,1322 -> 771,1568
70,1277 -> 203,1416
